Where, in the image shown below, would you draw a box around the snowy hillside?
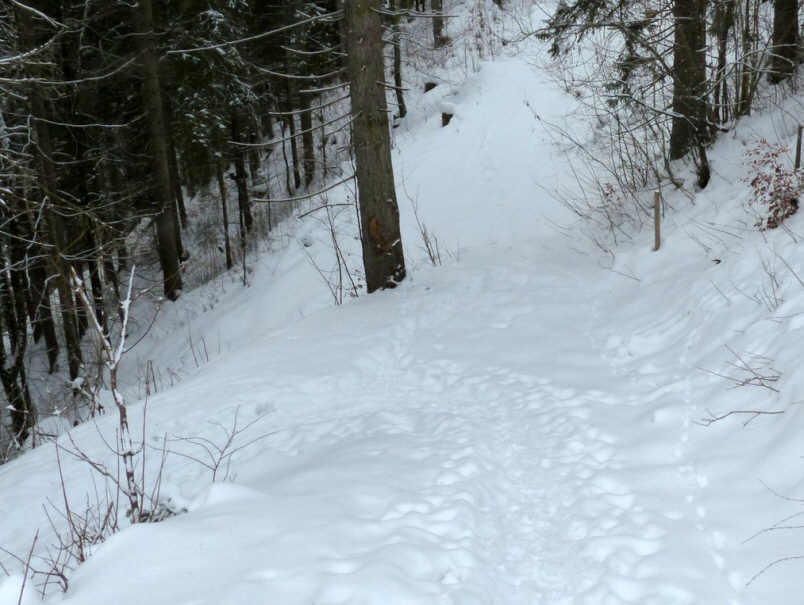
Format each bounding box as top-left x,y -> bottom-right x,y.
4,2 -> 804,604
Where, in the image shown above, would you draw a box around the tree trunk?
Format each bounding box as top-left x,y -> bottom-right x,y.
19,194 -> 60,372
15,1 -> 83,380
769,0 -> 800,83
432,0 -> 446,47
31,100 -> 84,382
134,0 -> 183,301
30,265 -> 60,373
393,0 -> 407,119
216,161 -> 234,270
345,0 -> 406,292
73,261 -> 89,340
299,93 -> 316,188
2,224 -> 36,444
712,0 -> 734,123
287,112 -> 302,191
669,0 -> 710,160
167,130 -> 188,228
735,0 -> 757,117
172,199 -> 187,261
248,130 -> 262,183
231,113 -> 254,233
162,98 -> 188,227
281,118 -> 294,195
85,227 -> 108,336
291,0 -> 316,189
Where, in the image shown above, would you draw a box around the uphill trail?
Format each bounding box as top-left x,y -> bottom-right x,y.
219,241 -> 749,605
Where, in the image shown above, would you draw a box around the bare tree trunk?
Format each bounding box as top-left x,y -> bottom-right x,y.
85,227 -> 108,336
31,101 -> 84,382
287,112 -> 302,191
393,0 -> 407,118
669,0 -> 710,160
2,224 -> 35,444
16,2 -> 83,381
345,0 -> 406,292
769,0 -> 800,83
281,119 -> 294,195
290,0 -> 316,189
299,93 -> 316,188
231,112 -> 254,233
134,0 -> 183,301
712,0 -> 734,123
30,265 -> 60,373
248,130 -> 262,182
165,121 -> 188,228
216,161 -> 234,270
736,0 -> 757,116
432,0 -> 446,47
19,193 -> 60,372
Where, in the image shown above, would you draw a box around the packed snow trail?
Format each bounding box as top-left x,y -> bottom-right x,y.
0,242 -> 752,605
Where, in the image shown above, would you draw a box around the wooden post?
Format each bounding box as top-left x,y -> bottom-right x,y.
795,125 -> 803,170
653,190 -> 661,251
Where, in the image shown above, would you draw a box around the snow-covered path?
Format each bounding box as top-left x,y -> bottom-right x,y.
2,242 -> 749,605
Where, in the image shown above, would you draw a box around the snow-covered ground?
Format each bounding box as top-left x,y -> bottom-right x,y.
4,2 -> 804,604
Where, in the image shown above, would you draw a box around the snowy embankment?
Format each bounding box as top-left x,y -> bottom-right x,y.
4,6 -> 804,604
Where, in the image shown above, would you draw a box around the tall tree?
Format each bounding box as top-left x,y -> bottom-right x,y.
345,0 -> 406,292
432,0 -> 447,47
669,0 -> 710,160
769,0 -> 800,83
16,0 -> 84,382
134,0 -> 183,300
391,0 -> 407,119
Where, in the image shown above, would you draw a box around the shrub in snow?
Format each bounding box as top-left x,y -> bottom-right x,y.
743,139 -> 802,230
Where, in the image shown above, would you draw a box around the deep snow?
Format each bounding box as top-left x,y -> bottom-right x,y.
4,2 -> 804,604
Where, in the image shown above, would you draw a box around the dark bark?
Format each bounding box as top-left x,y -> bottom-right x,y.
74,262 -> 89,340
287,112 -> 302,191
712,0 -> 735,123
281,118 -> 294,195
231,113 -> 254,233
263,105 -> 275,141
736,0 -> 754,116
216,161 -> 234,270
168,133 -> 188,228
16,1 -> 83,381
135,0 -> 183,301
345,0 -> 406,292
19,197 -> 60,372
769,0 -> 800,83
2,222 -> 36,444
32,104 -> 84,382
103,252 -> 125,325
85,227 -> 108,336
669,0 -> 710,160
248,130 -> 262,183
299,94 -> 316,188
163,98 -> 188,228
183,157 -> 197,200
290,0 -> 315,189
393,0 -> 407,119
173,200 -> 187,262
432,0 -> 446,47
